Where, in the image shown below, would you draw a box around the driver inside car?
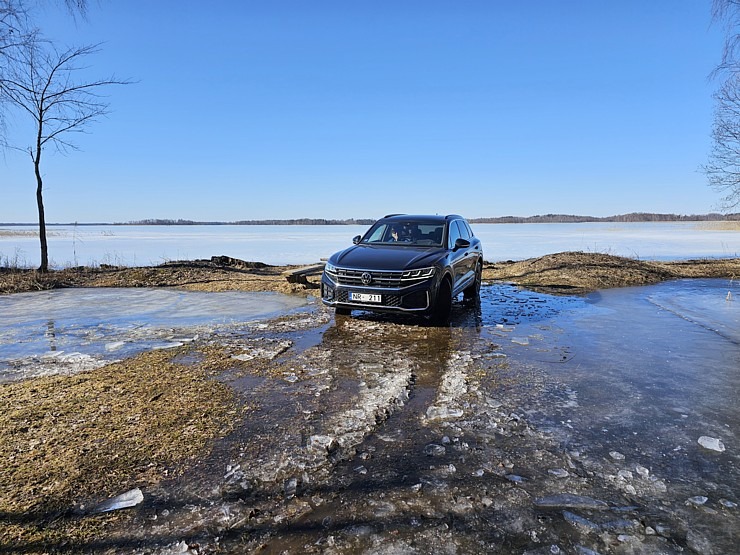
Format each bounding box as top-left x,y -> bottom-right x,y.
389,225 -> 411,242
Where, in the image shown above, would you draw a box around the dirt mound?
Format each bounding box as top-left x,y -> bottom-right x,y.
483,251 -> 739,292
0,260 -> 310,295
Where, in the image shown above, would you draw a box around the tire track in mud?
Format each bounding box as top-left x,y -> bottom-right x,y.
105,287 -> 740,554
135,301 -> 620,554
128,312 -> 440,552
252,314 -> 515,554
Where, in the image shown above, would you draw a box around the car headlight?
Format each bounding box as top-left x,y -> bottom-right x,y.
324,262 -> 337,275
402,267 -> 435,280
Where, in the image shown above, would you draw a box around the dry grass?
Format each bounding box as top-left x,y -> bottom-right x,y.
695,221 -> 740,231
0,261 -> 317,296
0,348 -> 243,550
0,268 -> 70,294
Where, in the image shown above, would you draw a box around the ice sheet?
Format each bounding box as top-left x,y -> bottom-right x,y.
645,278 -> 740,344
0,288 -> 308,382
1,221 -> 737,267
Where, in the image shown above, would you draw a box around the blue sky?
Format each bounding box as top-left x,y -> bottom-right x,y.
1,1 -> 728,223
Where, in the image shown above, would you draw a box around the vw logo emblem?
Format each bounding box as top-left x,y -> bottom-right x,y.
361,272 -> 373,285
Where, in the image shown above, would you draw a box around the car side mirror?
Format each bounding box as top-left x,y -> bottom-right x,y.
352,235 -> 362,245
454,238 -> 470,250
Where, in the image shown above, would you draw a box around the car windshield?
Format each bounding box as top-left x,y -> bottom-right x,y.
361,221 -> 445,247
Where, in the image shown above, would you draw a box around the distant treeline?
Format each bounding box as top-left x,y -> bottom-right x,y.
2,213 -> 739,226
120,213 -> 740,225
124,218 -> 377,226
468,212 -> 740,224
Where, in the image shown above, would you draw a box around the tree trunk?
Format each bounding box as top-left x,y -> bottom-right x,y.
34,156 -> 48,273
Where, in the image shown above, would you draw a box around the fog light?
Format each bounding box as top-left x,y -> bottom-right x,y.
323,284 -> 334,300
401,291 -> 424,309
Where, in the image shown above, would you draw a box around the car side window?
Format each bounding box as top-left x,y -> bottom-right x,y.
448,221 -> 462,249
457,220 -> 471,240
463,221 -> 475,238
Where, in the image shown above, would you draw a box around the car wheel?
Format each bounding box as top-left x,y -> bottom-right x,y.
464,261 -> 482,303
335,307 -> 351,316
430,277 -> 452,325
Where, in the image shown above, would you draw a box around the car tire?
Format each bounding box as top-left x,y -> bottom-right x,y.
430,277 -> 452,326
463,261 -> 482,303
335,307 -> 352,316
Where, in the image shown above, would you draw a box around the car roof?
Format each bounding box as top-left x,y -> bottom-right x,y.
380,214 -> 464,224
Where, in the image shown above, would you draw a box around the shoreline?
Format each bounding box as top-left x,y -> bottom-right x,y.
2,251 -> 739,296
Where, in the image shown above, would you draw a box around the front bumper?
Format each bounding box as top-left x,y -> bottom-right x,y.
320,270 -> 435,312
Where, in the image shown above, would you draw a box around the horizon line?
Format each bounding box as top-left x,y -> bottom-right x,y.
2,211 -> 740,226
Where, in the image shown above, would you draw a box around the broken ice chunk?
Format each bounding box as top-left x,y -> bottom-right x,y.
698,436 -> 726,452
92,487 -> 144,513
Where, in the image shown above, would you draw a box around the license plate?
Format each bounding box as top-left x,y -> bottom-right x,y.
350,292 -> 382,303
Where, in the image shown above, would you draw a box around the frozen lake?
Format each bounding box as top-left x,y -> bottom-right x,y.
0,288 -> 309,382
1,221 -> 738,268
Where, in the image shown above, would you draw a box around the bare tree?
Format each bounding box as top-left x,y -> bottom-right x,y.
706,0 -> 740,209
1,1 -> 25,54
2,0 -> 86,48
1,1 -> 30,136
2,1 -> 85,135
712,0 -> 740,78
0,41 -> 129,271
705,74 -> 740,210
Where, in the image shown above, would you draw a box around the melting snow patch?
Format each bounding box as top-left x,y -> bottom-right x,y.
3,351 -> 108,382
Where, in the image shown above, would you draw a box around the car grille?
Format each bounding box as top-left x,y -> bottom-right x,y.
334,269 -> 403,288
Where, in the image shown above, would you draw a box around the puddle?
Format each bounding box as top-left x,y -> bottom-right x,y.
479,282 -> 590,326
0,287 -> 308,382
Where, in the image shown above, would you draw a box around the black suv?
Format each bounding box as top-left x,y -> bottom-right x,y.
321,214 -> 483,323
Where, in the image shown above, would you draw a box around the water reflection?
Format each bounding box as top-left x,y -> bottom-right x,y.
330,296 -> 485,331
45,320 -> 57,352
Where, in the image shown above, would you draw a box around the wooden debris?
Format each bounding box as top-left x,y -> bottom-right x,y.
283,263 -> 326,284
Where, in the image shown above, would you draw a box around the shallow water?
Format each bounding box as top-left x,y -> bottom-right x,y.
0,288 -> 308,382
484,278 -> 740,552
646,278 -> 740,344
552,278 -> 740,466
217,278 -> 740,553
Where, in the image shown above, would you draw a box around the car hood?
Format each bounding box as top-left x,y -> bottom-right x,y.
332,244 -> 445,271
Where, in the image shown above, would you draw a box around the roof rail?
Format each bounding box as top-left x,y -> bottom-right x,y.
383,213 -> 406,218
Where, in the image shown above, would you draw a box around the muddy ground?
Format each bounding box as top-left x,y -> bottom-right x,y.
0,252 -> 738,554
